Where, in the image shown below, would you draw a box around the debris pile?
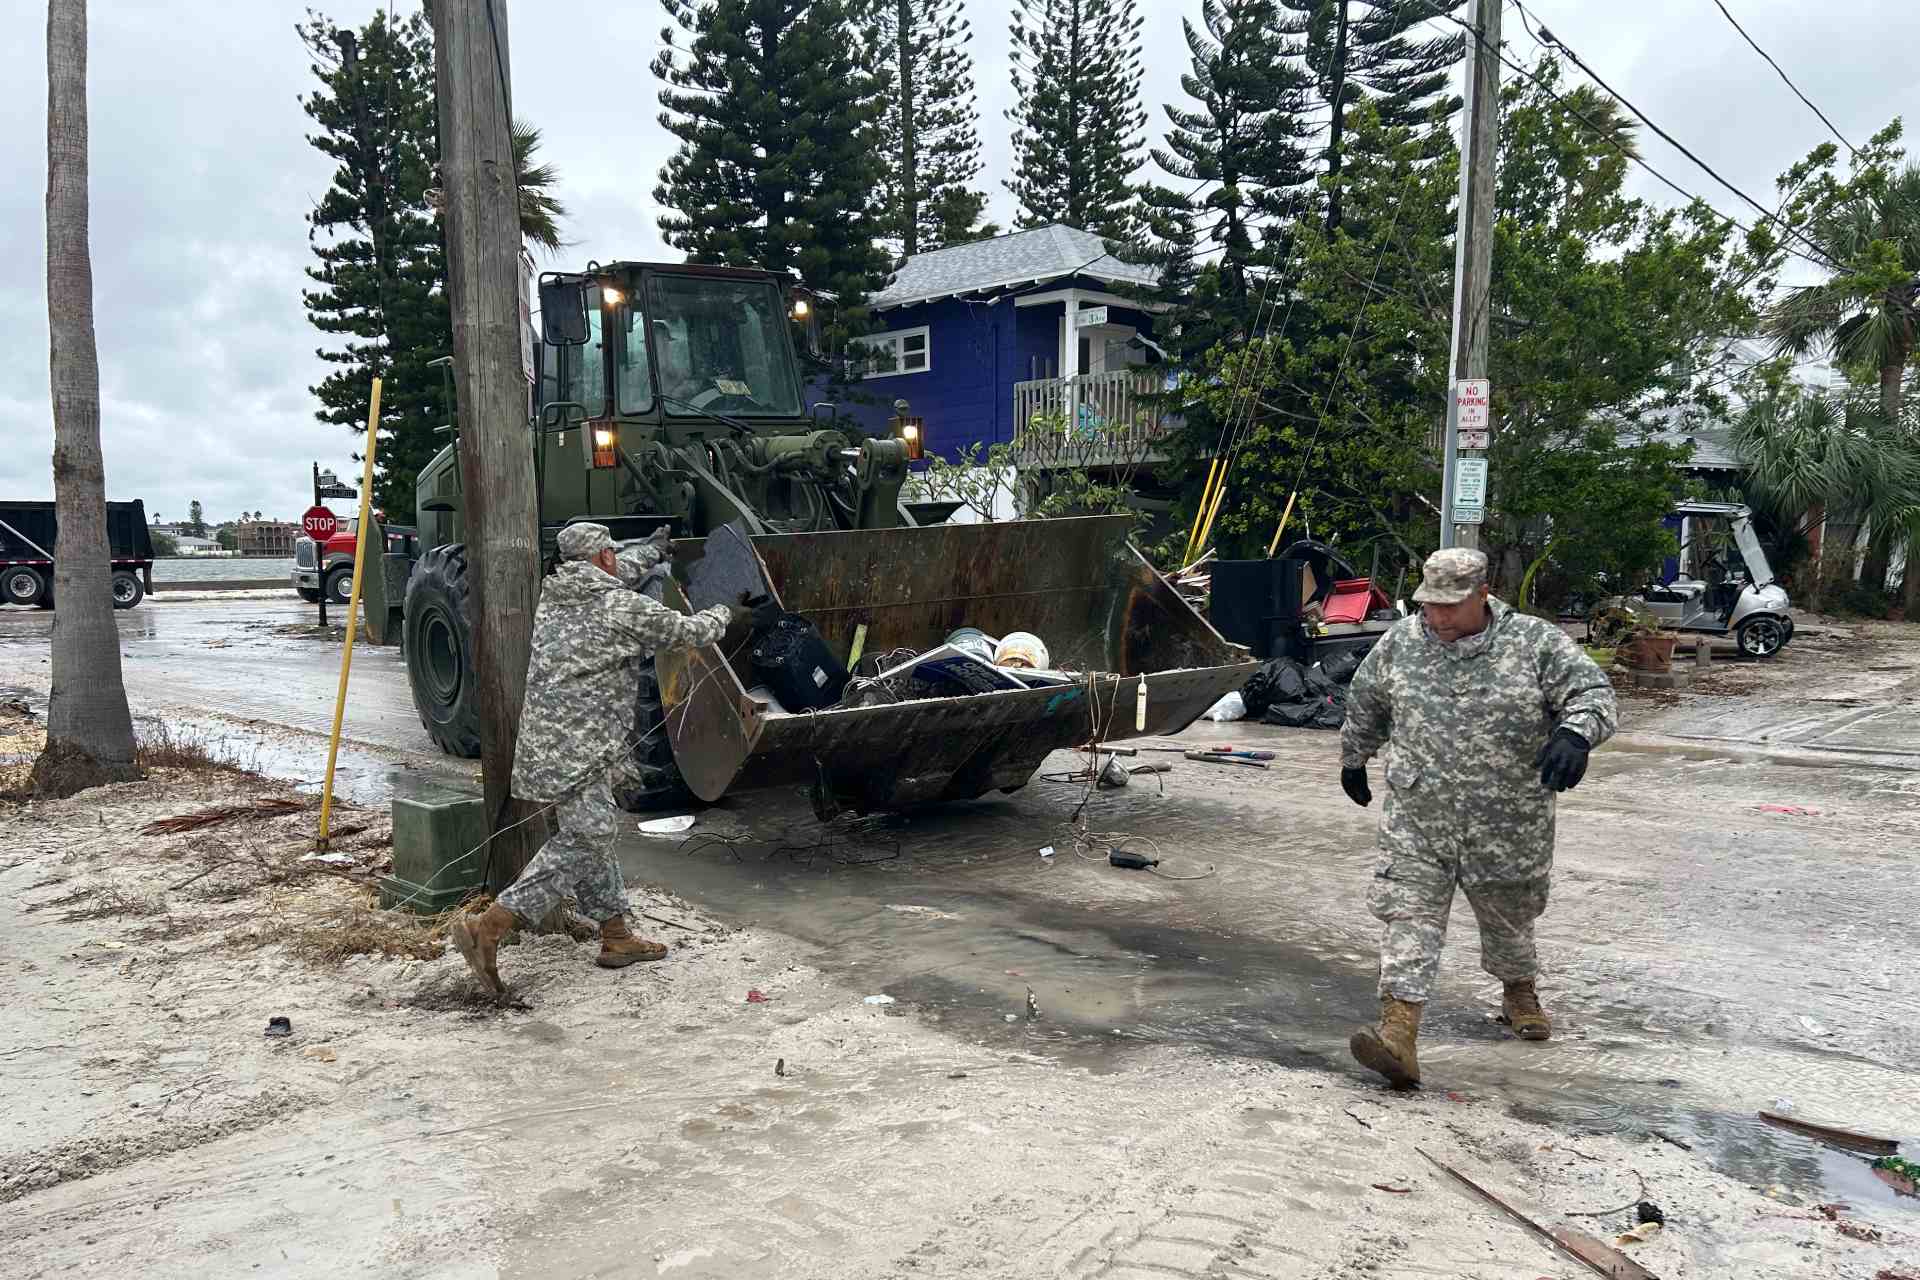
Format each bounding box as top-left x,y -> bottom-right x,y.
1241,651 -> 1362,730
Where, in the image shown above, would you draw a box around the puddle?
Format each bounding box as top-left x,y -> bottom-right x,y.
615,806 -> 1920,1224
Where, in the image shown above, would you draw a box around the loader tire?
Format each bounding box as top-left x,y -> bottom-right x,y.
404,544 -> 481,758
611,660 -> 695,813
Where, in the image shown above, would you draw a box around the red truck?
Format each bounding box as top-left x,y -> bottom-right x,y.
291,518 -> 418,604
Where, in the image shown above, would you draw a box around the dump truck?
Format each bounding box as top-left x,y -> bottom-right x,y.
0,498 -> 154,610
401,261 -> 1253,814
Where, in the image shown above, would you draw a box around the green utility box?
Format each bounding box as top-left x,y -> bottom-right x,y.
380,788 -> 487,914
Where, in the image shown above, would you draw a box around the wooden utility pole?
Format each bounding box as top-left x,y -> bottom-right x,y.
1439,0 -> 1500,551
431,0 -> 545,888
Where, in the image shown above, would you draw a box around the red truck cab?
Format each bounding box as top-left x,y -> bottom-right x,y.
292,518 -> 417,604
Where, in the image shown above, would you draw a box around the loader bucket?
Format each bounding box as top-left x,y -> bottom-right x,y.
654,515 -> 1256,812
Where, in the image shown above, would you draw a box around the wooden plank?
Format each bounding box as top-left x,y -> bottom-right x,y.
1417,1149 -> 1660,1280
1757,1111 -> 1900,1155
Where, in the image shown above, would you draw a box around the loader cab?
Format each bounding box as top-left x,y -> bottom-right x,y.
536,263 -> 814,445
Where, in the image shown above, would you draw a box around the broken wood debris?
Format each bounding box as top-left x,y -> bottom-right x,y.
1417,1148 -> 1660,1280
1757,1110 -> 1900,1155
141,796 -> 304,836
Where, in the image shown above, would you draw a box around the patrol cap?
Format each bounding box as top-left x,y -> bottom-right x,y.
1412,547 -> 1489,604
557,522 -> 613,561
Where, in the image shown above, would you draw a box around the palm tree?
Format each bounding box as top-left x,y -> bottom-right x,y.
1765,162 -> 1920,601
1732,385 -> 1920,608
512,119 -> 566,252
34,0 -> 138,797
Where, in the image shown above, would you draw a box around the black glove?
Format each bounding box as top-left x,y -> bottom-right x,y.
724,601 -> 754,631
1341,765 -> 1372,807
1535,729 -> 1591,792
739,590 -> 781,630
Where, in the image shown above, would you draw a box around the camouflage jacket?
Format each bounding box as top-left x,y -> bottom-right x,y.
1340,599 -> 1616,870
511,558 -> 731,802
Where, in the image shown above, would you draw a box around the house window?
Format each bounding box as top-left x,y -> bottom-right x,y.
854,325 -> 931,379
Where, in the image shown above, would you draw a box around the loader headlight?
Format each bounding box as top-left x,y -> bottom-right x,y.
791,297 -> 811,319
592,425 -> 618,469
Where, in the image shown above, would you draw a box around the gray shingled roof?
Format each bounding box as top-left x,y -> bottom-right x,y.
871,224 -> 1159,310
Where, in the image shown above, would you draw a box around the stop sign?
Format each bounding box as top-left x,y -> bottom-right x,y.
302,505 -> 338,541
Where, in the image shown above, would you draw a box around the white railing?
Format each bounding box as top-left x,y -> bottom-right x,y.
1011,370 -> 1181,469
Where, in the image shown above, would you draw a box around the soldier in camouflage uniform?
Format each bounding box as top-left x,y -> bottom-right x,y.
1339,547 -> 1616,1087
451,522 -> 743,996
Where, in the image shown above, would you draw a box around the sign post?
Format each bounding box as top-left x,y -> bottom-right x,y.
302,504 -> 338,626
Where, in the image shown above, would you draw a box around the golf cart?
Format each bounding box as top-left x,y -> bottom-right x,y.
1594,501 -> 1794,659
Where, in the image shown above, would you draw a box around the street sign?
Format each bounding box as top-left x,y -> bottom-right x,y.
1452,457 -> 1488,509
302,506 -> 339,541
1073,305 -> 1109,329
1455,378 -> 1490,432
1451,506 -> 1485,525
1457,429 -> 1491,450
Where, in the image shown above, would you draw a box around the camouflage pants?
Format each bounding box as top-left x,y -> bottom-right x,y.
496,778 -> 630,924
1367,845 -> 1549,1003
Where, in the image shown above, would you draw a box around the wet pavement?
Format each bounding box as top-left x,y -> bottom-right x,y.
3,598 -> 1917,1222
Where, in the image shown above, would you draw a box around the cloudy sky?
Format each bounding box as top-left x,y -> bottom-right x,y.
1,0 -> 1914,525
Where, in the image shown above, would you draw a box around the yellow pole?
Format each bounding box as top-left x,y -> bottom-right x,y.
1264,490 -> 1301,558
1194,457 -> 1233,554
317,376 -> 382,850
1185,456 -> 1223,564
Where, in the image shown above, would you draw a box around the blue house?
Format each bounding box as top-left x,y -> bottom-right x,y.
837,224 -> 1173,466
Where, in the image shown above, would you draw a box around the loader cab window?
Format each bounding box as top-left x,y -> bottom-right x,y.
609,287 -> 655,413
647,274 -> 802,417
558,286 -> 608,417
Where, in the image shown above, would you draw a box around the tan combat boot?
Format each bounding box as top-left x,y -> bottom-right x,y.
449,903 -> 518,996
1501,979 -> 1552,1041
1350,997 -> 1423,1088
596,915 -> 669,968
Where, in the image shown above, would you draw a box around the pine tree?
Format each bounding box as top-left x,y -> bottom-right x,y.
874,0 -> 993,255
300,11 -> 569,519
654,0 -> 892,335
1141,0 -> 1314,346
1281,0 -> 1464,231
1005,0 -> 1147,241
299,9 -> 448,521
186,500 -> 205,537
1134,0 -> 1318,485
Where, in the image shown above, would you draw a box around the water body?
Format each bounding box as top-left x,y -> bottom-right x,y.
150,557 -> 294,582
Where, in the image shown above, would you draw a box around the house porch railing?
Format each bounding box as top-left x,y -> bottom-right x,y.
1010,370 -> 1181,469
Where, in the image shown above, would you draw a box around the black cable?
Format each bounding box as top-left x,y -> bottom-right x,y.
1707,0 -> 1858,157
1511,1 -> 1842,272
1410,0 -> 1834,276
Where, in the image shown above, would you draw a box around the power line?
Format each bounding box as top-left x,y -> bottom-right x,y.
1509,1 -> 1841,272
1409,0 -> 1836,277
1706,0 -> 1858,157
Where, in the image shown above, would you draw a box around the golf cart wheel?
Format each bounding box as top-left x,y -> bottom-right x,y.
1735,615 -> 1786,660
403,544 -> 481,757
324,564 -> 354,604
2,566 -> 45,607
111,570 -> 144,610
611,660 -> 696,813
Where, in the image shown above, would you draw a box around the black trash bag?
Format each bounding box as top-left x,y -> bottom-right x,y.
1303,664 -> 1339,699
1263,699 -> 1320,729
1241,657 -> 1308,717
1319,647 -> 1364,685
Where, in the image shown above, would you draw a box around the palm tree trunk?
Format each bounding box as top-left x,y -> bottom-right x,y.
34,0 -> 139,798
